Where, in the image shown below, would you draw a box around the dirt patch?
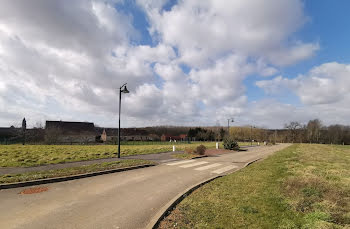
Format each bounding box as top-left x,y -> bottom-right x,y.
157,207 -> 186,229
19,186 -> 49,194
205,149 -> 233,156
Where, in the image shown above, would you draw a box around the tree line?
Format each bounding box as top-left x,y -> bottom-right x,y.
283,119 -> 350,145
187,119 -> 350,145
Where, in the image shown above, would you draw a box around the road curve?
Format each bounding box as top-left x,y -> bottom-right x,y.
0,144 -> 290,229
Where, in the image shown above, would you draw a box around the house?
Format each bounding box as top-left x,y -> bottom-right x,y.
95,127 -> 156,142
45,121 -> 97,144
179,134 -> 188,141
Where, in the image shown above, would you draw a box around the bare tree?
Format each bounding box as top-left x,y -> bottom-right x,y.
307,119 -> 322,143
285,121 -> 302,143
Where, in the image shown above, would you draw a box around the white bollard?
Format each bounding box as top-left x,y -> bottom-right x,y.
173,145 -> 176,152
216,142 -> 219,149
258,142 -> 260,146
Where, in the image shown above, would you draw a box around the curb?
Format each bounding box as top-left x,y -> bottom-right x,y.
244,158 -> 262,167
191,155 -> 208,159
146,176 -> 223,229
147,157 -> 264,229
0,164 -> 156,190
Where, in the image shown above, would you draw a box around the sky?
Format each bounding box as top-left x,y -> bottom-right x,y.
1,0 -> 350,128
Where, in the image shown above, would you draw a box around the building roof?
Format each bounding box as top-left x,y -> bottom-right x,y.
45,121 -> 97,135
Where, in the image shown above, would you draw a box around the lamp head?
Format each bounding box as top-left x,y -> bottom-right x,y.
121,85 -> 129,93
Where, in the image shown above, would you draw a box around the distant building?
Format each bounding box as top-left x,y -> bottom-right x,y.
95,127 -> 154,142
45,121 -> 97,144
179,134 -> 188,141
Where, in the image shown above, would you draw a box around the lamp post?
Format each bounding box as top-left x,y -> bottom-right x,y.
227,118 -> 234,136
118,83 -> 129,158
250,125 -> 256,146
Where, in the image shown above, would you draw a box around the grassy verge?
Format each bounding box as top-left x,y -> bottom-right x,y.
0,142 -> 217,167
0,159 -> 155,184
159,144 -> 350,229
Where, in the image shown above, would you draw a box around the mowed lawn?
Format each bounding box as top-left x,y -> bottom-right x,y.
0,159 -> 155,184
0,142 -> 217,167
159,144 -> 350,229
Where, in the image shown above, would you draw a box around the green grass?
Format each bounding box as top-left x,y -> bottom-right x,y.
0,159 -> 155,184
158,144 -> 350,229
0,142 -> 217,167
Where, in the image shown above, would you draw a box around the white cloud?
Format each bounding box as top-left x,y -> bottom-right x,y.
255,76 -> 299,95
254,62 -> 350,127
267,42 -> 319,66
257,62 -> 350,105
189,55 -> 254,106
0,0 -> 325,128
138,0 -> 318,67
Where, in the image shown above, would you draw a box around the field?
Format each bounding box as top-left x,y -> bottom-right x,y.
159,144 -> 350,229
0,159 -> 155,184
0,142 -> 218,167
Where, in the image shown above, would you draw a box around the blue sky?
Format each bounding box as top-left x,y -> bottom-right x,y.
1,0 -> 350,128
251,0 -> 350,105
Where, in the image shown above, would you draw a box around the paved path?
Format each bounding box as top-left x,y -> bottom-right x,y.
0,144 -> 290,229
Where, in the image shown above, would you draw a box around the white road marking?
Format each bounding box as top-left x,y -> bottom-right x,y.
194,163 -> 222,171
180,161 -> 209,168
166,160 -> 193,166
211,165 -> 238,174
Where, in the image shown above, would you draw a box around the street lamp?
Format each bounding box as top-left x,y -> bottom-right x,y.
118,83 -> 129,158
227,118 -> 234,136
250,125 -> 256,146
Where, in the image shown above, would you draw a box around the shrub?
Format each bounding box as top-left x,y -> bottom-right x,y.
194,145 -> 206,155
223,136 -> 239,150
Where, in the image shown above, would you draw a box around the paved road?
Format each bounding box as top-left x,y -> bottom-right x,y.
0,144 -> 290,229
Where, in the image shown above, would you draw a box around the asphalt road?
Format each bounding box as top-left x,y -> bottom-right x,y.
0,144 -> 290,229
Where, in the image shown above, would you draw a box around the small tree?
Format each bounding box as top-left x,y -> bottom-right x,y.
223,136 -> 239,150
219,128 -> 226,141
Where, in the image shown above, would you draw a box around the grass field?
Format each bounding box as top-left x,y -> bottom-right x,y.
0,159 -> 155,184
0,142 -> 218,167
159,144 -> 350,229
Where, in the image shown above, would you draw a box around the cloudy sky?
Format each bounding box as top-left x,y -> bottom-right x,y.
0,0 -> 350,128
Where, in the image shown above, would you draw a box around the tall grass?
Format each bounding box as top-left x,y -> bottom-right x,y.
159,144 -> 350,228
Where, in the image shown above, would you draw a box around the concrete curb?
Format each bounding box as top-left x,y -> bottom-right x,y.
244,158 -> 262,167
147,157 -> 263,229
191,155 -> 208,159
146,176 -> 223,229
0,164 -> 156,190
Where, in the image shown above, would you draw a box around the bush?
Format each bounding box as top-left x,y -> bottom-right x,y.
194,145 -> 206,155
223,136 -> 239,150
